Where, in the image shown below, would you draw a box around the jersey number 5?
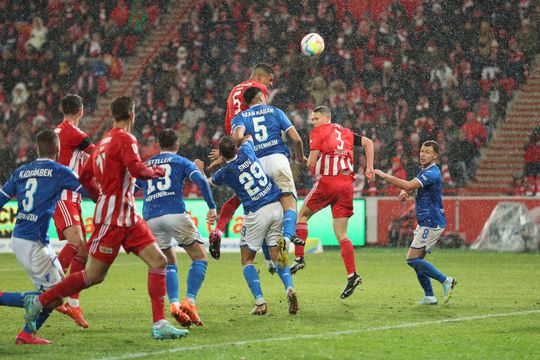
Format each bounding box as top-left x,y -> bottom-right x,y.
253,116 -> 268,142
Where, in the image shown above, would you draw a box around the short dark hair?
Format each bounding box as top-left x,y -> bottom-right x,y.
253,63 -> 274,76
158,129 -> 179,149
36,129 -> 59,157
219,136 -> 237,160
422,140 -> 440,154
243,87 -> 263,106
61,94 -> 83,115
313,106 -> 332,117
110,96 -> 134,121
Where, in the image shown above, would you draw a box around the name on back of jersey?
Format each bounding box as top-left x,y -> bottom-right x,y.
19,169 -> 53,179
241,107 -> 274,118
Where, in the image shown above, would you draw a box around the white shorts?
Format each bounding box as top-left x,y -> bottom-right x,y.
240,202 -> 283,252
410,226 -> 445,253
259,153 -> 297,198
147,213 -> 203,249
11,237 -> 63,291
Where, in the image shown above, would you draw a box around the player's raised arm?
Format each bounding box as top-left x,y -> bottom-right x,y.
374,169 -> 422,192
361,136 -> 375,182
306,150 -> 321,173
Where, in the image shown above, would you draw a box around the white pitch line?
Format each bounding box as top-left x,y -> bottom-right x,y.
92,309 -> 540,360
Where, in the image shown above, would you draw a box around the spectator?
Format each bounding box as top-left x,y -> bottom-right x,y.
11,83 -> 29,107
26,17 -> 48,52
182,98 -> 205,131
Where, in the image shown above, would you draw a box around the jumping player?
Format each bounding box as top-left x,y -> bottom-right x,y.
374,141 -> 457,304
137,129 -> 217,327
23,97 -> 188,340
232,87 -> 306,268
0,130 -> 98,344
53,94 -> 95,328
207,136 -> 299,316
292,106 -> 375,299
209,64 -> 275,272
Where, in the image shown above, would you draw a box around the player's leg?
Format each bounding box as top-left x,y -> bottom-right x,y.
291,203 -> 314,274
266,203 -> 298,314
209,195 -> 241,259
333,217 -> 362,299
407,227 -> 456,304
130,220 -> 187,339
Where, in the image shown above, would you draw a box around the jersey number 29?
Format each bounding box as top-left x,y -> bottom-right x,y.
239,162 -> 268,198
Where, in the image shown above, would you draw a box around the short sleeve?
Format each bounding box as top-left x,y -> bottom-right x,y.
276,108 -> 293,131
231,114 -> 245,131
211,168 -> 226,186
309,127 -> 322,151
120,134 -> 142,166
239,139 -> 255,157
416,168 -> 437,187
60,166 -> 84,193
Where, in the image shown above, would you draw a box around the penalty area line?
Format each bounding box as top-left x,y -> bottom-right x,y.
93,309 -> 540,360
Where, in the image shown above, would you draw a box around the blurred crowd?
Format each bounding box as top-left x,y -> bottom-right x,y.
1,0 -> 539,197
0,0 -> 167,185
512,126 -> 540,196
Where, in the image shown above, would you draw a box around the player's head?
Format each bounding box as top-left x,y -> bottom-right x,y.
36,129 -> 60,160
420,140 -> 440,167
243,87 -> 265,107
311,106 -> 332,127
158,129 -> 179,152
251,63 -> 274,88
218,136 -> 237,160
110,96 -> 135,125
61,94 -> 84,120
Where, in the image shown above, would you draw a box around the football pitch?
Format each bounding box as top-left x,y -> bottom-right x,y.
0,249 -> 538,359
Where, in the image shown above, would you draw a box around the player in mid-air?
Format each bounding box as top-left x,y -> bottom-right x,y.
137,129 -> 217,327
52,94 -> 95,328
208,63 -> 276,272
206,136 -> 299,315
291,106 -> 375,299
0,129 -> 98,344
374,141 -> 457,305
23,97 -> 188,340
231,86 -> 307,268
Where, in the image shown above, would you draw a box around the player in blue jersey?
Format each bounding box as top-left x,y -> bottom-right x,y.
136,129 -> 217,327
231,86 -> 306,269
374,141 -> 457,305
207,136 -> 299,315
0,130 -> 98,344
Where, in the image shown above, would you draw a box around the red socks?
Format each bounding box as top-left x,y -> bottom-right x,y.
294,222 -> 308,258
58,243 -> 79,272
148,268 -> 166,323
67,255 -> 87,300
39,271 -> 91,307
216,195 -> 241,233
339,238 -> 356,276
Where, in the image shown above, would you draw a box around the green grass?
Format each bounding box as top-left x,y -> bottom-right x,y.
0,249 -> 539,359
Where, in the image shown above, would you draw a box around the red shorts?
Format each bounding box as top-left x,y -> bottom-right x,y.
86,218 -> 156,265
53,200 -> 85,241
304,174 -> 354,218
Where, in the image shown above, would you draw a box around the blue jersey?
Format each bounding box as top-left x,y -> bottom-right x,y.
137,152 -> 215,220
231,104 -> 293,158
0,159 -> 85,243
414,164 -> 447,228
211,140 -> 281,213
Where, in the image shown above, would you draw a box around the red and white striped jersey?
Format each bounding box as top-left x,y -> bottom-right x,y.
225,79 -> 268,135
85,128 -> 141,226
54,120 -> 94,203
310,123 -> 355,176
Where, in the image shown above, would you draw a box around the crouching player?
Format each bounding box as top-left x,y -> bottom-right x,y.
137,129 -> 217,327
374,140 -> 457,304
203,136 -> 299,315
0,130 -> 98,344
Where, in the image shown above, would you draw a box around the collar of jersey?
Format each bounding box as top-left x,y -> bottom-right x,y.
226,155 -> 238,164
36,158 -> 54,162
421,162 -> 437,170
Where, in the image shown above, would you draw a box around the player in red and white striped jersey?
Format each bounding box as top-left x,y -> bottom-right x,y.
27,97 -> 188,340
52,94 -> 95,328
292,106 -> 375,299
208,64 -> 276,271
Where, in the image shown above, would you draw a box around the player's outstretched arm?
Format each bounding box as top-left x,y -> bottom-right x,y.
190,169 -> 217,214
362,137 -> 375,182
79,159 -> 100,202
374,169 -> 422,192
306,150 -> 320,173
286,127 -> 307,163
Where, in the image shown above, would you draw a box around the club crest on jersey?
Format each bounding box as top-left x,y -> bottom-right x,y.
74,215 -> 80,222
99,246 -> 113,254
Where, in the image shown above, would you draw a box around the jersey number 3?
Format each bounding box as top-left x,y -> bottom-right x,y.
21,178 -> 38,211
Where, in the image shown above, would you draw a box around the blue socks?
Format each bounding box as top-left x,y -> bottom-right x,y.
261,242 -> 271,262
407,258 -> 447,296
186,260 -> 207,301
276,264 -> 294,291
243,264 -> 263,301
282,210 -> 297,241
165,264 -> 179,304
0,291 -> 40,307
